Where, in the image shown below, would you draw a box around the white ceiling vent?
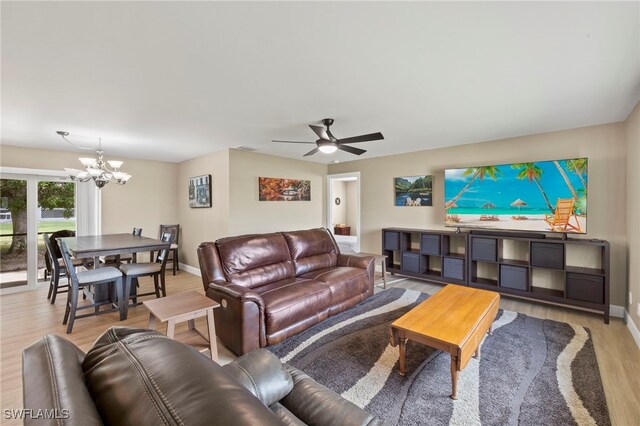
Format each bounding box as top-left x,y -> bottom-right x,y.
234,146 -> 259,152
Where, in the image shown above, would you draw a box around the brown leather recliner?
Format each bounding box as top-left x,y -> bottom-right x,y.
198,228 -> 375,355
22,327 -> 382,426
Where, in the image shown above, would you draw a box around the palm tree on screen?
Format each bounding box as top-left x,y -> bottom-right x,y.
511,163 -> 555,213
445,166 -> 501,208
565,159 -> 587,189
553,161 -> 579,201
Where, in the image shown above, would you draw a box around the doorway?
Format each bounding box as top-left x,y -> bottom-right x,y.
327,172 -> 360,253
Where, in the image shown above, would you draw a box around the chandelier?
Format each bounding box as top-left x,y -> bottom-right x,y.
57,131 -> 131,188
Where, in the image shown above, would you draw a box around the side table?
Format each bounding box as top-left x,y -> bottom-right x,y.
143,291 -> 220,362
357,253 -> 388,288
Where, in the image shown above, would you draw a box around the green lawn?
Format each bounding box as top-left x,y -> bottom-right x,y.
0,220 -> 76,251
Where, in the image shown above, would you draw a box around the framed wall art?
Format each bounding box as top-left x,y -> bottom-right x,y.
394,175 -> 433,206
188,174 -> 212,208
259,177 -> 311,201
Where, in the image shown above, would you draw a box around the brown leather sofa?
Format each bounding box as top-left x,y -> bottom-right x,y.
22,327 -> 382,426
198,228 -> 375,355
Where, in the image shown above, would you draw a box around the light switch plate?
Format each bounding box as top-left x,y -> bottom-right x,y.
637,302 -> 640,318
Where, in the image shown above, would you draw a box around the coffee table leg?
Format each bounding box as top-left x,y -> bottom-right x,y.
382,261 -> 387,289
450,355 -> 459,400
398,338 -> 407,376
148,313 -> 157,330
188,319 -> 195,330
474,346 -> 481,358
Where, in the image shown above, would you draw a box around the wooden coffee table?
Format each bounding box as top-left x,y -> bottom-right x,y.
389,285 -> 499,399
144,291 -> 220,362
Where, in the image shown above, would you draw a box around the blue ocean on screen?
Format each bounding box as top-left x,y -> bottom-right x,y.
444,158 -> 588,214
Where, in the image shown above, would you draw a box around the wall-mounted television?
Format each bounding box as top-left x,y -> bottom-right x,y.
444,157 -> 588,234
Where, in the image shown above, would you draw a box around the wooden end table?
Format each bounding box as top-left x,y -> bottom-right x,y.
144,291 -> 220,362
358,253 -> 388,288
389,285 -> 499,399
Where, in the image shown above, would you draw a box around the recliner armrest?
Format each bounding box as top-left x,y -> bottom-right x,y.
337,253 -> 375,270
281,364 -> 383,426
209,280 -> 265,308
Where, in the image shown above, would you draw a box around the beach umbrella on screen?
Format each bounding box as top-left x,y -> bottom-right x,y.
510,198 -> 527,214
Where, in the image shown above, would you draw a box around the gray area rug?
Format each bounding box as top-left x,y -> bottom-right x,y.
268,288 -> 610,425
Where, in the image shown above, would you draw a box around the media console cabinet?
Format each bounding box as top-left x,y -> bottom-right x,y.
382,227 -> 610,323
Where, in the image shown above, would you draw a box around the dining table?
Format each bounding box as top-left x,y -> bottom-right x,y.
58,233 -> 171,316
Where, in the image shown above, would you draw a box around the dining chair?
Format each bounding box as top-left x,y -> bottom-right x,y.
158,224 -> 180,275
43,232 -> 83,304
119,232 -> 172,317
101,227 -> 143,264
59,240 -> 125,334
43,229 -> 76,280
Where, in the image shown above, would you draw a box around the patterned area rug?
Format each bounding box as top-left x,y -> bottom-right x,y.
269,288 -> 610,425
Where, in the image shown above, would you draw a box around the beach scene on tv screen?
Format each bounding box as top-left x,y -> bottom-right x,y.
444,158 -> 587,234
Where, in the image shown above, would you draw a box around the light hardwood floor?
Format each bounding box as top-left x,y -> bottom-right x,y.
1,272 -> 638,425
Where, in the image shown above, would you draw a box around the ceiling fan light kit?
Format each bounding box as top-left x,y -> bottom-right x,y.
272,118 -> 384,157
57,131 -> 131,188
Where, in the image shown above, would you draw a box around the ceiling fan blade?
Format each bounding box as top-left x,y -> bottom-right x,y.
338,132 -> 384,144
272,140 -> 316,144
309,125 -> 329,140
338,144 -> 366,156
303,147 -> 319,157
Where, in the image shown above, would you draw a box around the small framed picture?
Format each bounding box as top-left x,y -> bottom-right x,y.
188,174 -> 212,208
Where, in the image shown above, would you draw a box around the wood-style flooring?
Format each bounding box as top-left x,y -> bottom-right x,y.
1,272 -> 638,425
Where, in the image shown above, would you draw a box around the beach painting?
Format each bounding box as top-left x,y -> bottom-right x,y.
444,158 -> 588,234
395,175 -> 433,206
259,177 -> 311,201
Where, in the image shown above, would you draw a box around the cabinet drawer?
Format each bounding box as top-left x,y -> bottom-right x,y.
500,265 -> 528,291
401,252 -> 420,273
531,242 -> 564,269
443,257 -> 464,281
566,273 -> 604,304
421,234 -> 441,255
384,231 -> 400,251
471,238 -> 497,262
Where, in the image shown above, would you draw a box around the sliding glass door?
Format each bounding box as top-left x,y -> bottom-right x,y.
0,174 -> 76,291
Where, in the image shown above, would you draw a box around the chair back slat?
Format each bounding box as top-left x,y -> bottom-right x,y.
159,224 -> 179,245
42,233 -> 60,276
58,240 -> 79,286
133,227 -> 143,236
155,233 -> 172,267
552,198 -> 575,224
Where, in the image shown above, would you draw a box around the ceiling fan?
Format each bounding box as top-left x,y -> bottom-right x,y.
272,118 -> 384,157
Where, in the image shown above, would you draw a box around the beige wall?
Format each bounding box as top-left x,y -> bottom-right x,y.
228,149 -> 327,236
329,123 -> 628,306
332,180 -> 347,226
0,145 -> 179,260
177,149 -> 230,268
625,102 -> 640,329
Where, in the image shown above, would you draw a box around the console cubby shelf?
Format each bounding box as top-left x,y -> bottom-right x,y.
382,228 -> 468,286
381,228 -> 610,323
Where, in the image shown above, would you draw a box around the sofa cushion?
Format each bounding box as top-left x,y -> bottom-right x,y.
256,278 -> 332,336
282,228 -> 339,275
299,266 -> 370,304
216,232 -> 294,289
82,327 -> 283,426
222,349 -> 294,407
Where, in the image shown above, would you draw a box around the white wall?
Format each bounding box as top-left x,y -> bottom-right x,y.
625,102 -> 640,330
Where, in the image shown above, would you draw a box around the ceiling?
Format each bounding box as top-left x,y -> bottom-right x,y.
2,2 -> 639,164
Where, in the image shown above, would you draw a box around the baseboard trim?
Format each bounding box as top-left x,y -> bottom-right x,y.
610,305 -> 625,318
626,311 -> 640,349
179,263 -> 201,277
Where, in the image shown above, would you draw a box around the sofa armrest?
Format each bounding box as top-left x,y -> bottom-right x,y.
206,281 -> 267,355
337,253 -> 375,270
281,364 -> 383,426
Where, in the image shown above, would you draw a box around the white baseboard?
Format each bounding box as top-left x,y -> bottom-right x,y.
626,311 -> 640,349
610,305 -> 625,318
179,263 -> 201,277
